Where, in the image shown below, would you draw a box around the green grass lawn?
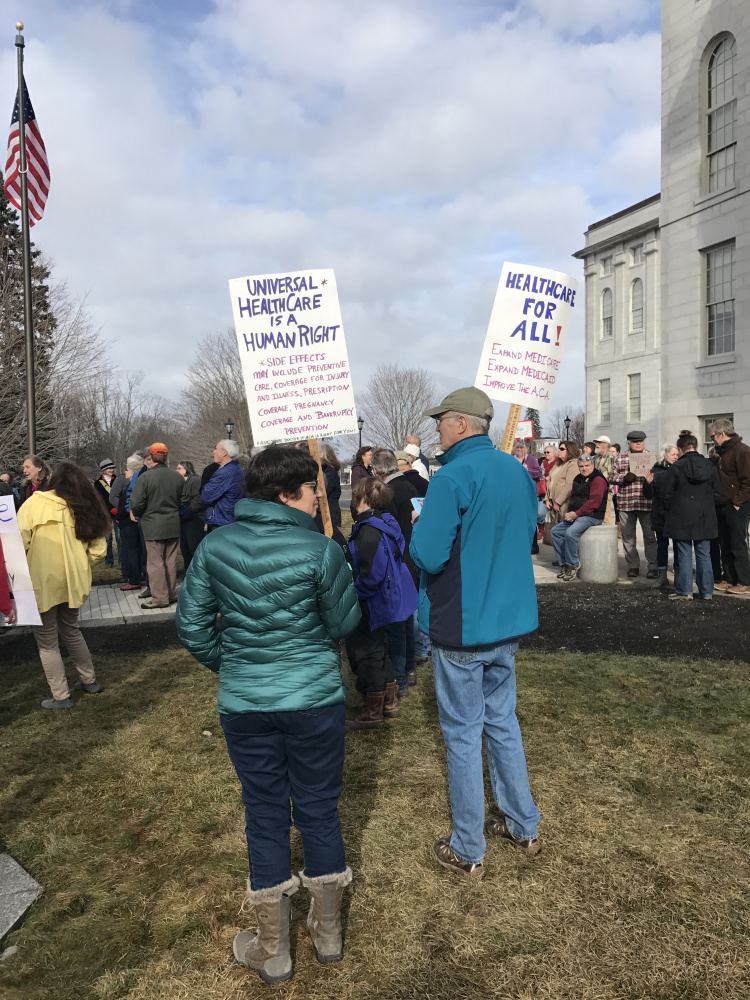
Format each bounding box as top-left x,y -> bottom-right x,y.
2,635 -> 750,999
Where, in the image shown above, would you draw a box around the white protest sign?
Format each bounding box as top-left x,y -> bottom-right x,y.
516,420 -> 534,439
228,268 -> 358,447
475,262 -> 579,412
0,498 -> 42,626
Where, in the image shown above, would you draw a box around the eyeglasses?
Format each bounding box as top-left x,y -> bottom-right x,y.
434,414 -> 455,428
301,481 -> 321,492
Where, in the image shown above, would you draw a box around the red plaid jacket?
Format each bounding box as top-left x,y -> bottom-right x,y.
609,452 -> 653,512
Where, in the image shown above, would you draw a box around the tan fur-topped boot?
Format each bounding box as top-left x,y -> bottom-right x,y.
233,875 -> 299,984
298,867 -> 353,964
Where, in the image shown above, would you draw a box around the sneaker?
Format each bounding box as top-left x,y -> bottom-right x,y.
728,584 -> 750,595
668,593 -> 693,601
139,588 -> 152,599
41,698 -> 74,710
556,565 -> 569,579
120,584 -> 139,591
433,838 -> 484,880
484,815 -> 541,857
627,568 -> 640,578
406,670 -> 418,686
74,681 -> 102,694
141,600 -> 169,609
564,565 -> 579,581
714,580 -> 732,592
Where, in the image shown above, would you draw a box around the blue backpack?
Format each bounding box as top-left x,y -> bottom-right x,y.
348,511 -> 418,630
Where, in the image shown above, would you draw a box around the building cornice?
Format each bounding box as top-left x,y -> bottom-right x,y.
573,218 -> 661,260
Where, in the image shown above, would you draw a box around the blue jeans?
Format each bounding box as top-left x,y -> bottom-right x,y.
413,612 -> 431,658
675,539 -> 713,597
221,703 -> 347,890
386,617 -> 416,688
551,515 -> 603,567
432,641 -> 539,864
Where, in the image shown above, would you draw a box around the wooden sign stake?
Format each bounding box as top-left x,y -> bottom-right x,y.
499,403 -> 523,454
307,438 -> 333,537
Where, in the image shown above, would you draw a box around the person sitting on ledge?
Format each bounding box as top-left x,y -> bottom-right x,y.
550,454 -> 607,581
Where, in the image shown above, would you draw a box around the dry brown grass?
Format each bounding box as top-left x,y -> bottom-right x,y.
2,635 -> 750,999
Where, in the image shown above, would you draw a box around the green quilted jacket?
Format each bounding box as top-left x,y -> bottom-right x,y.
175,498 -> 361,714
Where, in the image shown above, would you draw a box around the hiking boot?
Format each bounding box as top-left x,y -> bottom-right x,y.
433,838 -> 484,880
139,588 -> 151,599
74,681 -> 102,694
484,814 -> 541,856
383,681 -> 400,719
650,569 -> 669,589
646,568 -> 658,580
41,698 -> 74,710
668,593 -> 692,601
233,876 -> 299,984
627,568 -> 639,578
714,580 -> 732,592
728,584 -> 750,595
397,685 -> 410,698
406,670 -> 417,686
344,691 -> 384,730
299,867 -> 352,964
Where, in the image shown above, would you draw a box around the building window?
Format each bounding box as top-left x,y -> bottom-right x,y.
707,37 -> 736,192
631,245 -> 644,265
627,374 -> 641,422
703,413 -> 733,454
599,379 -> 611,424
600,256 -> 613,277
601,288 -> 613,338
631,278 -> 644,331
706,243 -> 734,355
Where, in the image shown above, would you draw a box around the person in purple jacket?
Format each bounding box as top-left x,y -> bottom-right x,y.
344,477 -> 418,731
514,441 -> 546,551
201,440 -> 246,531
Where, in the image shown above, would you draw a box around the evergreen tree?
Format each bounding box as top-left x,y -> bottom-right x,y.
0,172 -> 56,470
525,407 -> 543,440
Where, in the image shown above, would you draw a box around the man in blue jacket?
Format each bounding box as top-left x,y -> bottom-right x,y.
410,387 -> 540,879
201,439 -> 246,531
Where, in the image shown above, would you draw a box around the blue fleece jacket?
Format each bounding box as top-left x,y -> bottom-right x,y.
409,434 -> 538,648
201,459 -> 245,526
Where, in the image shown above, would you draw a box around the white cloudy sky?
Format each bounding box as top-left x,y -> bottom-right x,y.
3,0 -> 661,431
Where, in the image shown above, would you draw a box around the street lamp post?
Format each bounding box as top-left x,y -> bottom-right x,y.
357,416 -> 364,449
563,415 -> 571,441
225,418 -> 234,440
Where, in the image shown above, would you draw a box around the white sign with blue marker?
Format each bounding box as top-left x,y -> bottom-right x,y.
474,262 -> 579,412
0,499 -> 42,626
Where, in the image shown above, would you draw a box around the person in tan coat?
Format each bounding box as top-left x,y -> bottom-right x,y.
18,461 -> 110,709
545,441 -> 581,518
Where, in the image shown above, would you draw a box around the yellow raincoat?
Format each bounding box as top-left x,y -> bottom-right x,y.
17,490 -> 107,614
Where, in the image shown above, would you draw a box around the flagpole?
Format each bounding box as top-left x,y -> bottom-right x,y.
15,22 -> 36,455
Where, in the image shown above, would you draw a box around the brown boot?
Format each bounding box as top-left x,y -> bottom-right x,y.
383,681 -> 401,719
344,691 -> 384,730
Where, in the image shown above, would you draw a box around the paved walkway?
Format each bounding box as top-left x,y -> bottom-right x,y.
79,582 -> 181,627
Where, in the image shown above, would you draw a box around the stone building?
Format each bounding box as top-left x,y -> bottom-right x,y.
575,0 -> 747,452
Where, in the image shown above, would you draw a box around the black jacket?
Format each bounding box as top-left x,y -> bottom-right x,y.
384,473 -> 418,585
314,464 -> 342,531
663,452 -> 722,540
402,468 -> 428,498
642,462 -> 671,533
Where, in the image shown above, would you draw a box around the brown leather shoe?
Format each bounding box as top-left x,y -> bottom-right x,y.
484,814 -> 541,856
433,838 -> 484,879
714,580 -> 732,592
728,584 -> 750,595
344,692 -> 384,730
383,682 -> 400,718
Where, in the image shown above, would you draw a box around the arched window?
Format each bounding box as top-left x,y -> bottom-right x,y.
707,36 -> 736,192
601,288 -> 613,338
631,278 -> 643,331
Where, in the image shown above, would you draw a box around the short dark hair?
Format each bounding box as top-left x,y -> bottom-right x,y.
245,446 -> 318,504
612,443 -> 621,453
352,477 -> 393,511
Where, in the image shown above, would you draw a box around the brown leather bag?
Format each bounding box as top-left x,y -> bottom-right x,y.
543,507 -> 561,546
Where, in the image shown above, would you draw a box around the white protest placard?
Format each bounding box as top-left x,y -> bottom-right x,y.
0,498 -> 42,626
475,262 -> 579,412
516,420 -> 534,439
228,268 -> 358,447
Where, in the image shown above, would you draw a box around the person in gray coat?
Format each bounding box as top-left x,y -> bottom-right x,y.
662,430 -> 722,601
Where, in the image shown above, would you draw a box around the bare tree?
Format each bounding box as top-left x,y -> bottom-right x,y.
355,364 -> 439,454
544,406 -> 585,445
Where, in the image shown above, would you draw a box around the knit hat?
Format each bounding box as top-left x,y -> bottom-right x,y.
403,444 -> 420,459
99,458 -> 115,471
149,442 -> 169,456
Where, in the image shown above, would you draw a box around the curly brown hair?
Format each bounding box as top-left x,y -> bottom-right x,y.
48,461 -> 111,542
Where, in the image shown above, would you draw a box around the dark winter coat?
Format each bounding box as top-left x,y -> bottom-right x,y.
714,434 -> 750,507
350,460 -> 373,489
180,475 -> 205,523
402,468 -> 428,498
662,451 -> 722,541
348,510 -> 418,630
384,472 -> 419,584
314,464 -> 342,531
642,462 -> 672,533
130,463 -> 189,541
21,477 -> 49,505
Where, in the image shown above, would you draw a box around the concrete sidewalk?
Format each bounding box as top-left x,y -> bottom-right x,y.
78,582 -> 181,627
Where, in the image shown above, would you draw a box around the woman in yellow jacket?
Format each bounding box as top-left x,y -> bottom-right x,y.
18,460 -> 110,709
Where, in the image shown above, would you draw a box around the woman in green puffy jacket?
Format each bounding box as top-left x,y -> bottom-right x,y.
176,447 -> 360,984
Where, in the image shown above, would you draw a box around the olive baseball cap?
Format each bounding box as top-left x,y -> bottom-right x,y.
423,387 -> 495,421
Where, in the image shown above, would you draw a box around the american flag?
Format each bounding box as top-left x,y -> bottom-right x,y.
4,77 -> 50,227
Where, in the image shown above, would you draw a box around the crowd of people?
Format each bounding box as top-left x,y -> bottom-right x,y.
2,403 -> 750,984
